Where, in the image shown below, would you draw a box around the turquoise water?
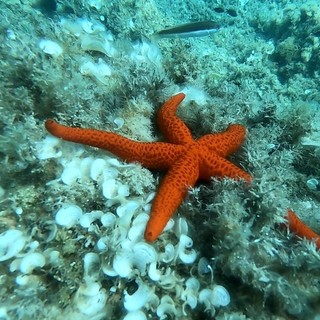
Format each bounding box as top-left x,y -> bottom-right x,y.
0,0 -> 320,319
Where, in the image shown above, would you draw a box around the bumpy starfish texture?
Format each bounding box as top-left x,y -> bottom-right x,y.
45,93 -> 251,242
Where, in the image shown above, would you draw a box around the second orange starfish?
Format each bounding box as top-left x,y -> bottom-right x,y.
45,93 -> 251,242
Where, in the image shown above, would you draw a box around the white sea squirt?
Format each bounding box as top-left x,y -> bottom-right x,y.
123,279 -> 158,312
123,310 -> 147,320
127,213 -> 149,242
80,210 -> 104,229
199,285 -> 230,311
89,158 -> 107,181
19,252 -> 46,274
156,295 -> 179,319
74,282 -> 107,316
100,212 -> 117,227
159,243 -> 175,263
36,136 -> 62,160
211,285 -> 231,307
60,158 -> 82,185
0,230 -> 26,262
176,234 -> 197,264
39,39 -> 63,57
55,204 -> 83,228
113,242 -> 157,278
181,277 -> 200,314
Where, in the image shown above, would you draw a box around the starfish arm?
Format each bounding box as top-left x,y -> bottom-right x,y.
144,153 -> 199,242
199,148 -> 251,182
45,119 -> 183,170
198,124 -> 247,157
157,93 -> 194,145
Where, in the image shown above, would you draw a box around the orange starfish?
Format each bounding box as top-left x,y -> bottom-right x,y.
45,93 -> 251,242
287,209 -> 320,249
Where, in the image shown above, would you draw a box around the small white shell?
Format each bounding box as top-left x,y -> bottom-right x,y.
19,252 -> 46,274
127,224 -> 144,242
55,204 -> 83,228
132,213 -> 149,225
39,39 -> 63,57
0,230 -> 26,262
306,178 -> 318,190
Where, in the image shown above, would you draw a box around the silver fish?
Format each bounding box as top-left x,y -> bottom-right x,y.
153,20 -> 220,39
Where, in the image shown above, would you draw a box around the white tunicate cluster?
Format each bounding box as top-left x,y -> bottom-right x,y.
72,253 -> 108,317
60,17 -> 116,57
37,122 -> 232,318
0,230 -> 49,288
181,277 -> 201,314
112,242 -> 157,278
58,16 -> 117,88
156,296 -> 179,318
199,285 -> 231,313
